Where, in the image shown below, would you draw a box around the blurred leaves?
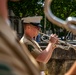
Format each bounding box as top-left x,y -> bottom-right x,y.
8,0 -> 44,17
8,0 -> 76,37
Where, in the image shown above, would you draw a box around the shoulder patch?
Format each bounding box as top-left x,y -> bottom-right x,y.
0,63 -> 13,75
27,44 -> 34,52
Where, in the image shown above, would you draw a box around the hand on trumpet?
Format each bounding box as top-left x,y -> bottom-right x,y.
49,34 -> 59,44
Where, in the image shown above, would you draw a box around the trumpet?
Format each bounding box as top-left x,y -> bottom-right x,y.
44,0 -> 76,35
40,32 -> 76,50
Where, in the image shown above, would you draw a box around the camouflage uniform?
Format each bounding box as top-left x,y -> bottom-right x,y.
20,34 -> 48,74
0,17 -> 40,75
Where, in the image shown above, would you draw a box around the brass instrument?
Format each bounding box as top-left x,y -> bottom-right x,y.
44,0 -> 76,35
40,32 -> 76,50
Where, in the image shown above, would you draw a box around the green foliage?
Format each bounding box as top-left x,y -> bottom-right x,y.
51,0 -> 76,20
8,0 -> 76,37
8,0 -> 44,17
50,0 -> 76,37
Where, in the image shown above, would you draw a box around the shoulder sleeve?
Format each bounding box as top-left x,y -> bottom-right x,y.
27,44 -> 35,52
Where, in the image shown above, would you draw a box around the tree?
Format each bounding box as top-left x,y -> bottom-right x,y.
8,0 -> 76,38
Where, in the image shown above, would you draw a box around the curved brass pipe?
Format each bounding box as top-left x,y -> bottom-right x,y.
44,0 -> 76,34
40,32 -> 76,50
